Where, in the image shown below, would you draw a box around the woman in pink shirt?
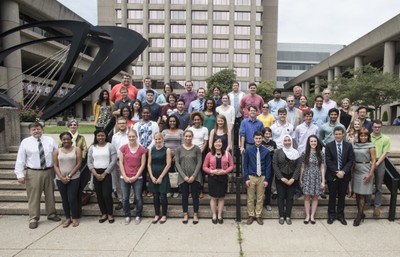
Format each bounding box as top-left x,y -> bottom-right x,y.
203,138 -> 233,224
119,129 -> 147,225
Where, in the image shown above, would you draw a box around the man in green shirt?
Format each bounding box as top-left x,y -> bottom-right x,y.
370,119 -> 391,217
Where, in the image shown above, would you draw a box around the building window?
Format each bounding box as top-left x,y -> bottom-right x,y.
149,24 -> 165,33
128,0 -> 143,3
256,12 -> 262,21
192,25 -> 208,34
116,10 -> 122,19
171,53 -> 186,62
192,39 -> 207,48
150,66 -> 164,76
213,25 -> 229,35
171,25 -> 186,34
171,39 -> 186,48
234,54 -> 249,63
149,10 -> 164,19
255,54 -> 261,63
234,40 -> 250,49
255,68 -> 261,77
171,0 -> 186,3
192,11 -> 208,20
192,53 -> 208,62
132,66 -> 143,76
150,38 -> 164,47
149,52 -> 164,62
235,0 -> 250,5
234,26 -> 250,35
212,67 -> 224,73
213,53 -> 229,62
171,66 -> 186,76
255,0 -> 261,5
255,40 -> 261,49
149,0 -> 164,3
192,0 -> 208,4
192,67 -> 208,76
255,26 -> 262,36
213,39 -> 229,49
128,10 -> 143,19
193,81 -> 206,88
171,10 -> 186,19
213,11 -> 229,21
235,67 -> 249,77
128,24 -> 143,33
213,0 -> 230,5
234,12 -> 250,21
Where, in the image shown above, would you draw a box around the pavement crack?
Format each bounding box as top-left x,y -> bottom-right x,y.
236,222 -> 244,257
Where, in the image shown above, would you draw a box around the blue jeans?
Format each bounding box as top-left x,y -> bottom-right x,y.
121,178 -> 143,217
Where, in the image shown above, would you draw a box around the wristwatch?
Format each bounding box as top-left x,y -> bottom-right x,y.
67,174 -> 71,179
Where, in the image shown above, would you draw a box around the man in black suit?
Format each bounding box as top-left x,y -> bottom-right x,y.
325,126 -> 354,225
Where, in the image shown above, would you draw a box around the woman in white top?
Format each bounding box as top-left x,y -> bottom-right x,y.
216,94 -> 235,131
87,129 -> 117,224
53,132 -> 82,228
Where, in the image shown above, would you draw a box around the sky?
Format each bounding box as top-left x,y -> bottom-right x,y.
58,0 -> 400,46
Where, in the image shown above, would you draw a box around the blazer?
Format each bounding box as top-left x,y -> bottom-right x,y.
325,140 -> 354,182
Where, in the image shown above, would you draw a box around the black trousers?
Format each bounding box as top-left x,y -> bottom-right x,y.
264,166 -> 275,206
327,178 -> 349,219
93,169 -> 113,216
276,179 -> 297,218
153,192 -> 168,216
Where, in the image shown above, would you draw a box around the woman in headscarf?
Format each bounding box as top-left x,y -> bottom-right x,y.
273,135 -> 301,225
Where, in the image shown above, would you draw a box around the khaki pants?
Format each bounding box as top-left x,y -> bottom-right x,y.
25,168 -> 57,222
247,175 -> 265,218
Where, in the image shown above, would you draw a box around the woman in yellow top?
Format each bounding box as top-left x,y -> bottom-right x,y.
257,103 -> 275,128
93,89 -> 114,129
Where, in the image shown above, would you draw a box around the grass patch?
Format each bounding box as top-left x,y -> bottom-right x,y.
44,124 -> 96,134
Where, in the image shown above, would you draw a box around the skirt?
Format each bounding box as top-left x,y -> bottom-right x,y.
208,174 -> 228,198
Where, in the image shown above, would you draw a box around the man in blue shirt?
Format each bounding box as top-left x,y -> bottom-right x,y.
239,105 -> 264,154
243,131 -> 271,225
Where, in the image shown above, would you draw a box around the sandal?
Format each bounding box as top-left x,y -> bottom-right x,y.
62,219 -> 71,228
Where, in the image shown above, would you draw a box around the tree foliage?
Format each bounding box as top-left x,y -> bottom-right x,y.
332,64 -> 400,117
256,81 -> 275,102
205,69 -> 236,97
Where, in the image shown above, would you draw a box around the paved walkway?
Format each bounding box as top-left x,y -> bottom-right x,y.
1,215 -> 400,257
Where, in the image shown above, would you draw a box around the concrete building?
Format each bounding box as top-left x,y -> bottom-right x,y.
0,0 -> 124,121
98,0 -> 278,91
276,43 -> 343,89
284,14 -> 400,122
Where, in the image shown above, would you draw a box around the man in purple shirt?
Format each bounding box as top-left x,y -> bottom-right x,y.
179,81 -> 197,112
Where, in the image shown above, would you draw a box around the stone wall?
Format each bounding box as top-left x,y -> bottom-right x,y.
0,107 -> 21,153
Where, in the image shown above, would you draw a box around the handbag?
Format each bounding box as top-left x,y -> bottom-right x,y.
169,172 -> 179,188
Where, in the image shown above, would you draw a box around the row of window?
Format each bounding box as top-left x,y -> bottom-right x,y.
120,10 -> 262,21
148,38 -> 261,49
126,24 -> 262,35
132,66 -> 260,77
117,0 -> 261,6
147,52 -> 259,63
277,63 -> 315,71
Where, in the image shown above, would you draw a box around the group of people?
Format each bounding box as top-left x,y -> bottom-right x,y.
14,77 -> 391,228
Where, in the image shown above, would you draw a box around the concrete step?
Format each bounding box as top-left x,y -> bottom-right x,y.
0,170 -> 16,179
7,146 -> 19,153
0,153 -> 17,161
0,201 -> 398,220
0,161 -> 15,169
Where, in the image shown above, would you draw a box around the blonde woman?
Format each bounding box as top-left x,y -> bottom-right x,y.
339,98 -> 355,129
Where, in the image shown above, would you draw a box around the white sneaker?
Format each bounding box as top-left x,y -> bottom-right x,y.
166,193 -> 172,197
265,205 -> 272,211
124,217 -> 131,225
135,216 -> 141,225
172,193 -> 180,198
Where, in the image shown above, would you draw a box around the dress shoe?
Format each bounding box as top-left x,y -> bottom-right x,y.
256,217 -> 264,225
304,219 -> 310,224
218,218 -> 224,224
310,219 -> 316,225
99,217 -> 108,223
160,216 -> 167,224
246,216 -> 254,225
29,221 -> 38,229
337,217 -> 347,225
212,218 -> 218,224
373,207 -> 381,217
47,215 -> 61,222
115,202 -> 123,210
327,218 -> 334,224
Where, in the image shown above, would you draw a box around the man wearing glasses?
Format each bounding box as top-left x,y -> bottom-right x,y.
286,95 -> 303,129
312,95 -> 329,131
322,88 -> 337,111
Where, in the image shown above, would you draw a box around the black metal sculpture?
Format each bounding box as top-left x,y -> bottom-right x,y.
0,20 -> 148,120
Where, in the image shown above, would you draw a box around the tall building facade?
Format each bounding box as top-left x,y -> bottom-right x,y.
276,43 -> 344,88
98,0 -> 278,90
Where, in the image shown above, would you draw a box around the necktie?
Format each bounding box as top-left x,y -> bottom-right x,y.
234,94 -> 239,117
337,143 -> 342,170
256,147 -> 261,176
38,138 -> 46,169
199,99 -> 204,112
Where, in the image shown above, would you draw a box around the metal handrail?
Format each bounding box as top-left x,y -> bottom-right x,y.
384,157 -> 400,221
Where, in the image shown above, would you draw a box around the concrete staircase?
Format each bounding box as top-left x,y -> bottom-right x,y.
1,146 -> 400,220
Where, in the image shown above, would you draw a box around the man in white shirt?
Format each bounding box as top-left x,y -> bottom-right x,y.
322,88 -> 337,111
268,89 -> 287,120
14,122 -> 60,229
270,108 -> 295,149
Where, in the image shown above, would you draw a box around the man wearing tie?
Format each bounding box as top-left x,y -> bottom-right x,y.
243,131 -> 271,225
14,122 -> 60,229
325,126 -> 354,225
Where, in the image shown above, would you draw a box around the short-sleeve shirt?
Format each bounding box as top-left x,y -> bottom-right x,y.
120,144 -> 147,177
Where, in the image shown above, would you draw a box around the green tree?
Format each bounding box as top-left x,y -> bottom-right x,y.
332,64 -> 400,118
205,69 -> 236,97
256,81 -> 275,101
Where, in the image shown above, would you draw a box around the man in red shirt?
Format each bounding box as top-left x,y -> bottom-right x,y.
110,74 -> 138,102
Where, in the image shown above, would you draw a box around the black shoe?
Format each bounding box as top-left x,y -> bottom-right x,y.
320,192 -> 327,199
304,219 -> 309,224
212,218 -> 218,224
327,218 -> 334,224
272,193 -> 278,200
310,220 -> 316,225
115,202 -> 123,210
218,218 -> 224,224
337,217 -> 347,225
47,215 -> 61,222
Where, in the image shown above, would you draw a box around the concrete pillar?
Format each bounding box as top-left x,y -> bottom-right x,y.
354,56 -> 363,70
327,69 -> 334,89
1,0 -> 23,103
314,76 -> 320,95
334,66 -> 341,80
383,41 -> 396,74
304,81 -> 310,97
